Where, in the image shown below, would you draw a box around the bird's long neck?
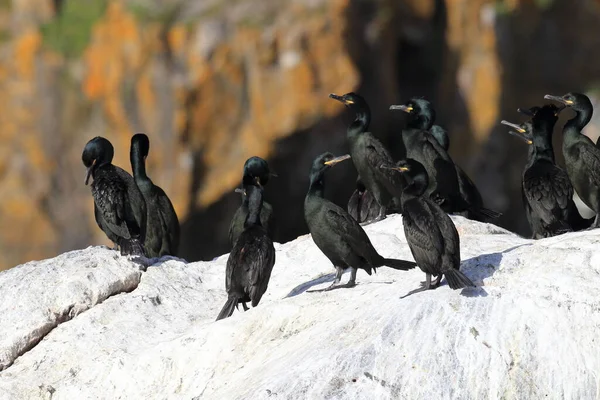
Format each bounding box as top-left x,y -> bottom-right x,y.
347,108 -> 371,140
308,172 -> 325,198
408,115 -> 433,131
531,121 -> 556,163
245,189 -> 263,227
402,174 -> 428,201
130,150 -> 148,180
563,108 -> 592,141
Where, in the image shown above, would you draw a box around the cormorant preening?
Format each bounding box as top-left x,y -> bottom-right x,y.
304,153 -> 417,291
390,98 -> 500,221
130,133 -> 180,257
383,158 -> 475,297
330,92 -> 406,223
229,156 -> 275,246
501,104 -> 586,238
83,136 -> 147,256
545,92 -> 600,228
216,184 -> 276,320
347,177 -> 380,223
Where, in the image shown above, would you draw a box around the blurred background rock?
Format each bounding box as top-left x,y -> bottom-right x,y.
0,0 -> 599,270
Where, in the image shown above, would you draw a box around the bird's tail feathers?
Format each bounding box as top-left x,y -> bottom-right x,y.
119,238 -> 146,257
216,296 -> 239,321
473,206 -> 502,220
382,258 -> 418,271
445,269 -> 475,290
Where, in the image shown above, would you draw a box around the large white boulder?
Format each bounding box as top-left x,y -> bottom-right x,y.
0,215 -> 598,399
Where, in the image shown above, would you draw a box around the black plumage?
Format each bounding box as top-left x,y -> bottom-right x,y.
384,158 -> 475,297
347,177 -> 381,223
229,156 -> 275,246
501,105 -> 588,238
304,152 -> 417,291
82,136 -> 147,256
390,98 -> 500,221
330,92 -> 406,224
130,133 -> 180,257
216,184 -> 276,321
545,92 -> 600,228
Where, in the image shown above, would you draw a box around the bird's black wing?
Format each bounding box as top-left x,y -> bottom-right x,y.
402,200 -> 443,272
155,186 -> 181,254
426,200 -> 460,270
91,174 -> 130,239
523,162 -> 573,226
364,135 -> 406,197
324,205 -> 376,258
578,144 -> 600,186
245,231 -> 275,307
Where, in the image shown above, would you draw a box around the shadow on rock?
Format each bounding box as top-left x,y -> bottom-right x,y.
460,243 -> 531,285
285,273 -> 338,297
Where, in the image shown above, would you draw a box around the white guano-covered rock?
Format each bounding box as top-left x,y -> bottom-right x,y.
0,215 -> 599,399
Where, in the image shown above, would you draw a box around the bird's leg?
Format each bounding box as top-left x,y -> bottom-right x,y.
430,274 -> 443,289
401,274 -> 432,299
242,302 -> 249,311
592,213 -> 600,229
308,267 -> 358,292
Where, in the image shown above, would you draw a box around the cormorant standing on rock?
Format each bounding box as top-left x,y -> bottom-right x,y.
383,158 -> 475,297
216,184 -> 276,321
229,156 -> 275,246
501,105 -> 588,238
130,133 -> 180,257
347,177 -> 380,223
545,92 -> 600,228
330,92 -> 406,224
390,99 -> 500,221
82,136 -> 147,256
304,152 -> 417,291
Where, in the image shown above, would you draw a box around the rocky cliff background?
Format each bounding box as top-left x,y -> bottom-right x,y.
1,0 -> 600,270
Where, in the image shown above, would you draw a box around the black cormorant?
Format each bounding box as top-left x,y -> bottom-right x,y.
501,104 -> 586,238
216,184 -> 276,320
545,92 -> 600,228
304,152 -> 417,291
347,177 -> 381,223
130,133 -> 180,257
390,98 -> 500,221
383,158 -> 475,297
329,92 -> 406,223
229,156 -> 275,246
83,136 -> 147,256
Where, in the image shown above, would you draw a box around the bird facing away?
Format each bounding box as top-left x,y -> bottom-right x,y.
347,177 -> 381,223
82,136 -> 147,256
383,158 -> 475,297
329,92 -> 406,224
304,152 -> 417,291
229,156 -> 275,247
216,184 -> 276,321
390,98 -> 500,221
545,92 -> 600,228
501,105 -> 588,238
130,133 -> 180,258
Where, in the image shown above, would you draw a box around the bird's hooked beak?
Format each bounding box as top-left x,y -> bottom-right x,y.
544,94 -> 574,105
389,104 -> 413,113
500,120 -> 532,145
270,172 -> 278,178
234,187 -> 246,196
329,93 -> 354,105
84,159 -> 96,185
254,176 -> 262,187
324,154 -> 351,166
380,165 -> 410,172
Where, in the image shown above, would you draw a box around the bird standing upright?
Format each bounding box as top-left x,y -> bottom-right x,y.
329,92 -> 406,224
545,92 -> 600,228
82,136 -> 147,256
304,152 -> 417,291
216,184 -> 276,321
130,133 -> 180,257
229,156 -> 275,246
383,158 -> 475,297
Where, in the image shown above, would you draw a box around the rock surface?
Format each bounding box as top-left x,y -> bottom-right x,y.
1,215 -> 599,399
